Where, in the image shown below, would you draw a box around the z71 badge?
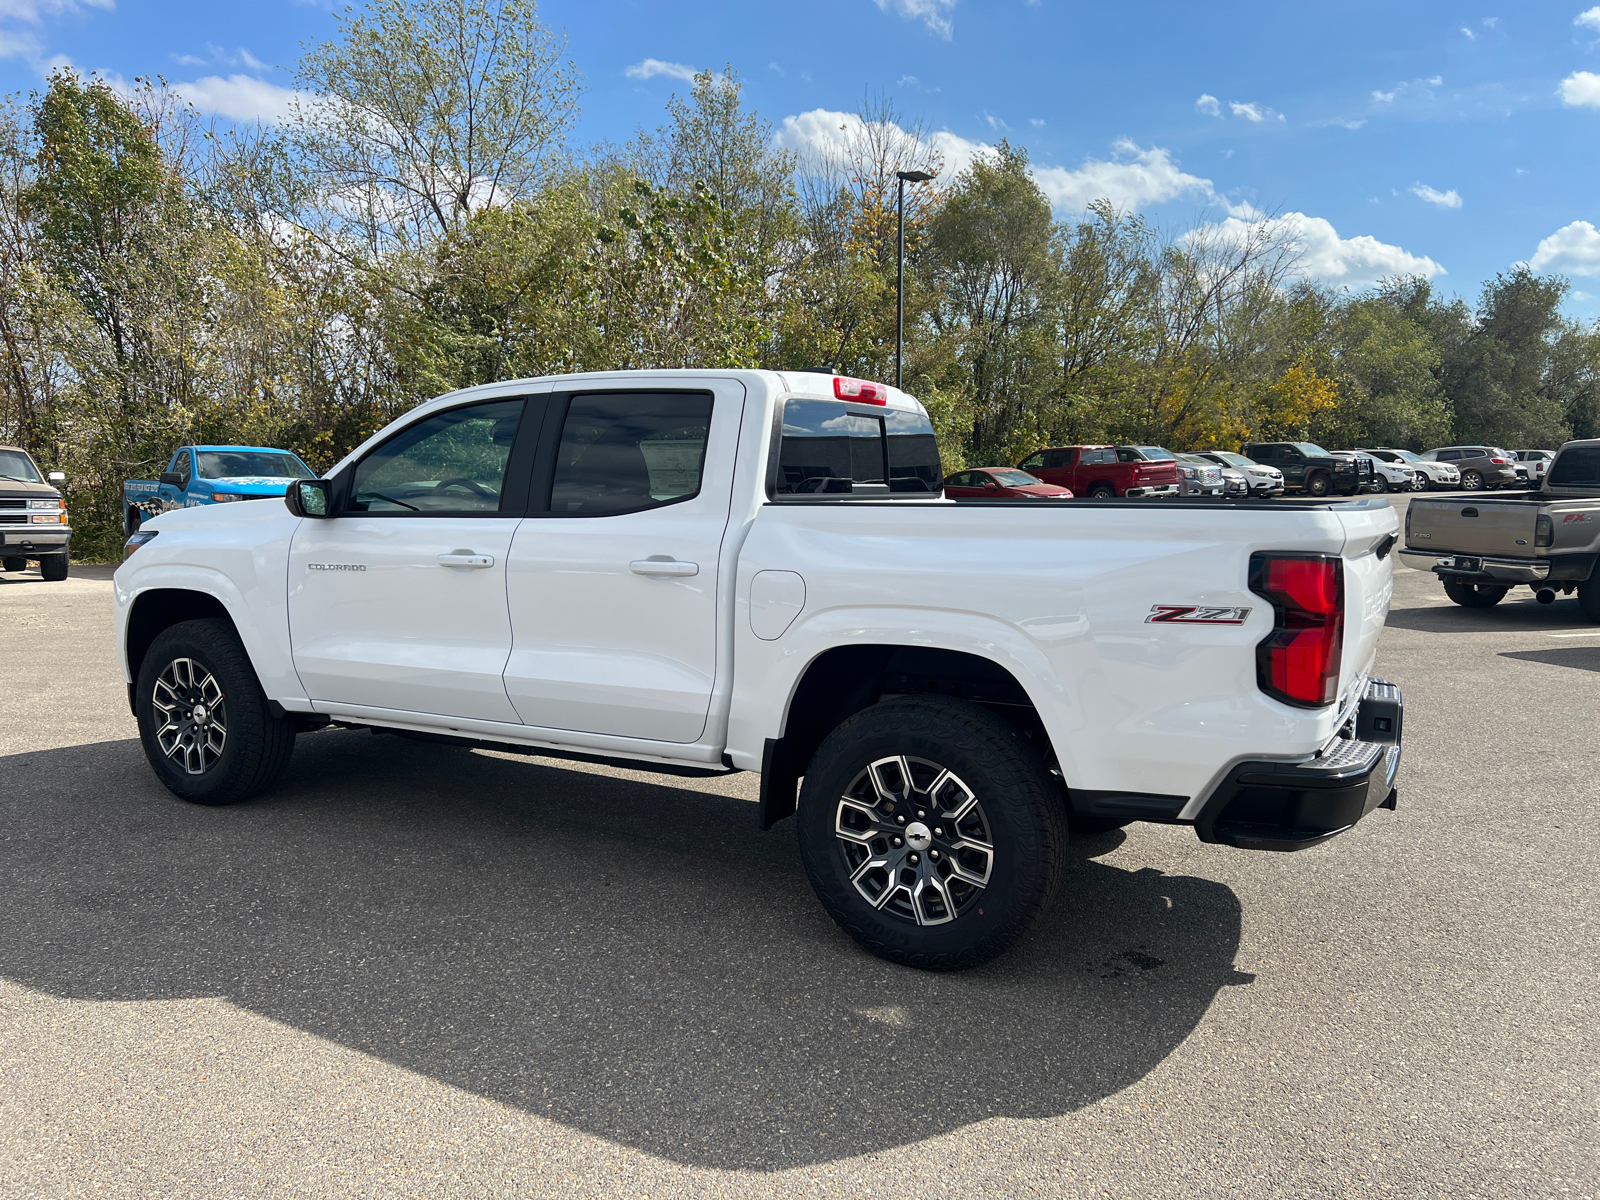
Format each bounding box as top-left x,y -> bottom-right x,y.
1146,605 -> 1251,625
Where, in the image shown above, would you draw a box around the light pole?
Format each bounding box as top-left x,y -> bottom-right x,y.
895,169 -> 934,391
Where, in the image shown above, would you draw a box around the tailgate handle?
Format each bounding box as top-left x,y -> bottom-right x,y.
1460,507 -> 1478,517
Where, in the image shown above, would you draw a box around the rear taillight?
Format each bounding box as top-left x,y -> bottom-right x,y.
1249,553 -> 1344,708
1489,457 -> 1507,464
1536,514 -> 1554,547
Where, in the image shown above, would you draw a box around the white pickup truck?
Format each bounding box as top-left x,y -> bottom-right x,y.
114,370 -> 1404,969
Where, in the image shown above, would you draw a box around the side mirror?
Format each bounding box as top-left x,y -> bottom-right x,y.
47,471 -> 65,484
285,479 -> 333,519
158,472 -> 184,487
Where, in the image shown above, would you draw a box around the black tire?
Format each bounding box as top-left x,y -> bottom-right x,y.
135,617 -> 295,805
796,695 -> 1067,971
2,555 -> 25,572
1304,472 -> 1331,498
1461,470 -> 1484,491
1370,475 -> 1388,493
1088,483 -> 1116,499
39,552 -> 68,581
1443,580 -> 1509,608
1578,575 -> 1600,624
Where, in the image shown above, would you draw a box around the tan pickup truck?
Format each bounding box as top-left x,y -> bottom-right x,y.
1400,438 -> 1600,616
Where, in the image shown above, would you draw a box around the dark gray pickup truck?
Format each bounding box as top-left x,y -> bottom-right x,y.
1400,438 -> 1600,616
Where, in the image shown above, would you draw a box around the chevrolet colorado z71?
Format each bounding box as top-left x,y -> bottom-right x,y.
114,370 -> 1404,968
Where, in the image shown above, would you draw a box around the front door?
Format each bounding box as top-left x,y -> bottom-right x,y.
503,386 -> 736,743
288,397 -> 536,723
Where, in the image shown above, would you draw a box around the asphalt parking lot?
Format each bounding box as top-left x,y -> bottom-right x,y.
1,500 -> 1595,1200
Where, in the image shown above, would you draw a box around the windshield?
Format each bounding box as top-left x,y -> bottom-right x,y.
1292,442 -> 1332,457
196,450 -> 313,480
1119,446 -> 1173,461
989,469 -> 1041,487
1392,450 -> 1422,462
0,448 -> 42,482
1211,452 -> 1252,467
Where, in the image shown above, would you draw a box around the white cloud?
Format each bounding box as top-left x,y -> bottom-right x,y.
1028,117 -> 1045,127
775,108 -> 987,180
1561,70 -> 1600,107
1576,7 -> 1600,32
172,53 -> 205,66
172,74 -> 302,123
624,58 -> 697,82
1200,212 -> 1446,287
871,0 -> 956,39
1461,26 -> 1476,39
0,27 -> 40,57
1410,182 -> 1463,209
0,0 -> 112,21
1033,139 -> 1221,211
983,111 -> 1006,131
1229,100 -> 1284,122
1195,93 -> 1221,117
1530,220 -> 1600,275
1372,88 -> 1396,103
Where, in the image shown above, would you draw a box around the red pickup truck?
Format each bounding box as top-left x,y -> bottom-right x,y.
1017,445 -> 1182,499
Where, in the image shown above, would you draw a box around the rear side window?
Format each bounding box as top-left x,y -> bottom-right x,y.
1081,447 -> 1115,466
1549,447 -> 1600,488
551,392 -> 712,516
1463,449 -> 1487,460
775,399 -> 941,496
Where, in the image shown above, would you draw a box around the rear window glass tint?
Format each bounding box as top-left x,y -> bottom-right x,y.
776,399 -> 941,496
1549,447 -> 1600,488
551,392 -> 712,516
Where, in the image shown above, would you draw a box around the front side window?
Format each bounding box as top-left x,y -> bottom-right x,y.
1019,453 -> 1044,470
349,399 -> 524,514
1292,443 -> 1332,457
551,392 -> 712,516
197,450 -> 313,480
0,448 -> 41,483
1043,449 -> 1072,469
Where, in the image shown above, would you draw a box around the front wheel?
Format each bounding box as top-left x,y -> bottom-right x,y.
1443,580 -> 1509,608
796,696 -> 1066,970
39,552 -> 68,581
1370,476 -> 1389,494
135,618 -> 296,805
1304,472 -> 1331,497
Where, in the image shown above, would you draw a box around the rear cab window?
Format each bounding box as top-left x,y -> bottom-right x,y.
1549,446 -> 1600,488
772,397 -> 942,498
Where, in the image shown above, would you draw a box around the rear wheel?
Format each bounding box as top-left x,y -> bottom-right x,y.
796,695 -> 1066,971
39,552 -> 68,581
135,618 -> 296,805
2,555 -> 25,572
1304,472 -> 1331,498
1461,470 -> 1484,491
1088,483 -> 1116,499
1443,580 -> 1508,608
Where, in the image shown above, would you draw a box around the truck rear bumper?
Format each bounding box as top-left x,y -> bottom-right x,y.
1397,548 -> 1550,583
1194,679 -> 1402,852
1127,484 -> 1179,497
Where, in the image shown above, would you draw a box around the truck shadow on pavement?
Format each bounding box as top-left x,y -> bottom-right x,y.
0,730 -> 1246,1171
1499,647 -> 1600,673
1384,597 -> 1596,634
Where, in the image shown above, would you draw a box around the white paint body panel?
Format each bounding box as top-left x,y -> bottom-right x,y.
114,368 -> 1399,817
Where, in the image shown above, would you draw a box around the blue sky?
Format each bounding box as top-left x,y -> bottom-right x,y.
4,0 -> 1600,318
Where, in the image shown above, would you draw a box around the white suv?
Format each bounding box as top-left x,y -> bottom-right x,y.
1362,448 -> 1459,491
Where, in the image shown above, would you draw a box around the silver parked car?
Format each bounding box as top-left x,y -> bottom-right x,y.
1173,453 -> 1225,496
1192,450 -> 1285,496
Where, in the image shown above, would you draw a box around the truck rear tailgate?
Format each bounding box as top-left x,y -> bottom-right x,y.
1406,496 -> 1540,557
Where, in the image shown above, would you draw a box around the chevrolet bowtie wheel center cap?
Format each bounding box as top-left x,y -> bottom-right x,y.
904,821 -> 933,851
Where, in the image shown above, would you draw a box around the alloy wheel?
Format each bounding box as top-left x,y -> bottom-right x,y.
152,656 -> 228,775
834,755 -> 994,926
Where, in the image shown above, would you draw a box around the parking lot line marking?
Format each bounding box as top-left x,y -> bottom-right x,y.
1547,630 -> 1600,638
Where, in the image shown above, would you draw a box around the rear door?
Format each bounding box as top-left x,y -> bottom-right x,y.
288,397 -> 539,722
501,383 -> 740,743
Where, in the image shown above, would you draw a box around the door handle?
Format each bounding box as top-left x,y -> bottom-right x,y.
438,552 -> 495,568
630,558 -> 698,577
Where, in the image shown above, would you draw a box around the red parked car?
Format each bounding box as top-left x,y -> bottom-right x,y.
943,467 -> 1075,500
1016,445 -> 1181,498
